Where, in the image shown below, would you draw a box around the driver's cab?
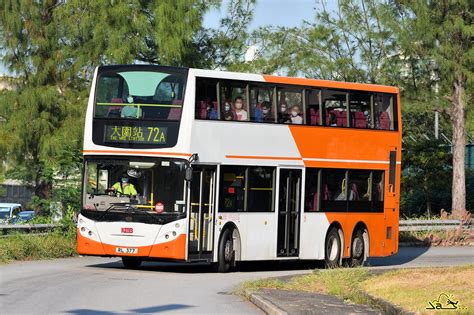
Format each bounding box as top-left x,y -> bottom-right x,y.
83,157 -> 187,214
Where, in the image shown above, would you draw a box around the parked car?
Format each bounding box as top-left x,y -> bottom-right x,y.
0,203 -> 23,224
9,210 -> 35,224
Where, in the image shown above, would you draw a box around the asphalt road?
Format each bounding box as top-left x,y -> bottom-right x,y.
1,247 -> 473,314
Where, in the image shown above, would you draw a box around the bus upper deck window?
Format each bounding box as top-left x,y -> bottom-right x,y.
322,90 -> 348,127
196,78 -> 218,120
277,88 -> 303,124
349,91 -> 371,129
220,81 -> 248,122
250,85 -> 274,123
373,93 -> 396,130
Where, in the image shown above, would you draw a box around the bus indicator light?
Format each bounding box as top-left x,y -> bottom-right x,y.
155,203 -> 164,213
228,187 -> 235,194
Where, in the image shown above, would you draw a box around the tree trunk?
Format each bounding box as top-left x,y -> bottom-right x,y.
451,74 -> 466,219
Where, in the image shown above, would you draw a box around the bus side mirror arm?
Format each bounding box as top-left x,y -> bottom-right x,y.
185,166 -> 193,182
185,153 -> 198,182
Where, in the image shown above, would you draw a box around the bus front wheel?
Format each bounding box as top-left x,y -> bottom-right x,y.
217,228 -> 235,273
122,257 -> 142,269
325,228 -> 341,268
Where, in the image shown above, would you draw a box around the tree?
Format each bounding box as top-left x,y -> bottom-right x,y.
395,1 -> 472,218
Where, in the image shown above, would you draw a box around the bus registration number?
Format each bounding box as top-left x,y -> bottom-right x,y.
116,247 -> 138,254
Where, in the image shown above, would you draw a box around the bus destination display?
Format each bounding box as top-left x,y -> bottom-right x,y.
104,125 -> 167,144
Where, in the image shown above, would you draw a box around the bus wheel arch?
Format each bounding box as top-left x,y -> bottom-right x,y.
217,223 -> 241,272
325,222 -> 344,268
350,222 -> 369,267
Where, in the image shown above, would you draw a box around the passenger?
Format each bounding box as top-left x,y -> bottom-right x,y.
234,96 -> 248,121
261,101 -> 273,122
222,100 -> 235,120
121,95 -> 142,118
277,103 -> 290,123
289,105 -> 303,124
110,174 -> 138,197
206,99 -> 218,120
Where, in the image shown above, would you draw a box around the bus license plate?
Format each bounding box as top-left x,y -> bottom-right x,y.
116,247 -> 138,254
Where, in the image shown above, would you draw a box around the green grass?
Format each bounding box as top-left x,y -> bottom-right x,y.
0,230 -> 76,264
239,268 -> 372,306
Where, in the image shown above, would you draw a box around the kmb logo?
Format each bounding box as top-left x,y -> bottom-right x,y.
121,227 -> 133,234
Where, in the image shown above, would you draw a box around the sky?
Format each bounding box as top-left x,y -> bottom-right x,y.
0,0 -> 318,75
203,0 -> 316,30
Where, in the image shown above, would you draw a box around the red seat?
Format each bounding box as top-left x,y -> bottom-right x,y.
309,108 -> 319,125
335,110 -> 347,127
354,111 -> 367,128
379,112 -> 391,130
349,183 -> 359,201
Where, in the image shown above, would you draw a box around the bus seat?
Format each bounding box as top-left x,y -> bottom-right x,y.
336,111 -> 347,127
379,112 -> 390,130
309,108 -> 319,125
349,183 -> 359,201
310,192 -> 318,211
354,111 -> 367,128
107,98 -> 123,117
199,101 -> 207,119
323,184 -> 330,200
326,110 -> 334,125
167,108 -> 182,120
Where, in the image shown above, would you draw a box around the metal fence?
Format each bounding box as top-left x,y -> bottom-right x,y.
0,224 -> 59,236
399,219 -> 472,232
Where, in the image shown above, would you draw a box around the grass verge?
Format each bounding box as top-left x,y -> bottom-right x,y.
0,230 -> 76,264
363,265 -> 473,314
239,265 -> 474,314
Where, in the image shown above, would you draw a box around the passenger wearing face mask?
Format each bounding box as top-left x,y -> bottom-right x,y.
121,95 -> 142,118
222,100 -> 235,121
277,103 -> 290,123
261,101 -> 273,122
234,96 -> 248,121
289,105 -> 303,124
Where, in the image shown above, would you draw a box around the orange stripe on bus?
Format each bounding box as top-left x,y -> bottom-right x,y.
263,75 -> 399,93
226,155 -> 302,161
82,150 -> 192,157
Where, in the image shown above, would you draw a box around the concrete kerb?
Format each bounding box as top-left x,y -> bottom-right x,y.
245,289 -> 288,315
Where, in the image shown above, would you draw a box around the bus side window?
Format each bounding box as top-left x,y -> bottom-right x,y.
320,169 -> 347,212
277,88 -> 303,124
195,78 -> 218,120
220,81 -> 248,121
306,90 -> 321,126
220,166 -> 246,212
372,170 -> 384,212
304,168 -> 320,212
374,93 -> 396,130
322,89 -> 348,127
250,85 -> 274,123
349,91 -> 371,129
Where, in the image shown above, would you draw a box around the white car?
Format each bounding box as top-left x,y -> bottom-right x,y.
0,203 -> 23,224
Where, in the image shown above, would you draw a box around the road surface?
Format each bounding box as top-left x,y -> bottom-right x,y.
1,247 -> 473,314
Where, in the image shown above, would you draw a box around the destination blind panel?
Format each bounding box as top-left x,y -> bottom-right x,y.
104,125 -> 168,145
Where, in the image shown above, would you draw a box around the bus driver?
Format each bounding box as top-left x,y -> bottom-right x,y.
110,174 -> 138,196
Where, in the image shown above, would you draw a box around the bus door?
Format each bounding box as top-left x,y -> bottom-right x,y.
277,168 -> 302,257
188,166 -> 216,261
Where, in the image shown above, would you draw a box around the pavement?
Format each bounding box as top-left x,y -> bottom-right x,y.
0,246 -> 472,314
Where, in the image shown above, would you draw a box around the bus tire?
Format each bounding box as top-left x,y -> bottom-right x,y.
217,228 -> 235,273
325,228 -> 341,268
350,229 -> 366,267
122,257 -> 142,269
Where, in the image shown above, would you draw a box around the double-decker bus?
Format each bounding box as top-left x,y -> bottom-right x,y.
78,65 -> 401,271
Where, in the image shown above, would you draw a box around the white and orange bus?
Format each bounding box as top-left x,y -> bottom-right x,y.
78,65 -> 401,271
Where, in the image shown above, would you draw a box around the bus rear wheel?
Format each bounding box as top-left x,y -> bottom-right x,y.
122,257 -> 142,269
349,229 -> 366,267
325,228 -> 341,268
217,228 -> 235,273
